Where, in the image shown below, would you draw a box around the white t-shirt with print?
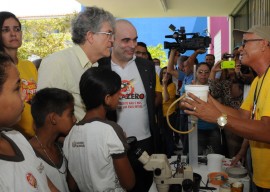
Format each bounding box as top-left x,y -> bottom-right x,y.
0,130 -> 50,192
111,59 -> 151,140
63,120 -> 126,192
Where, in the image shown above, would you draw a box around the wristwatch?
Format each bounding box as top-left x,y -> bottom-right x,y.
217,113 -> 227,127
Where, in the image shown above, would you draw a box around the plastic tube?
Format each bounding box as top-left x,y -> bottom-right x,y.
166,95 -> 195,134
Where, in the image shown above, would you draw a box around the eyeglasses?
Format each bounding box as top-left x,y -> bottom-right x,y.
95,31 -> 114,39
241,39 -> 264,48
1,26 -> 21,33
198,70 -> 210,74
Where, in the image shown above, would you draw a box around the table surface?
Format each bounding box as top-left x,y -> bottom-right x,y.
148,155 -> 250,192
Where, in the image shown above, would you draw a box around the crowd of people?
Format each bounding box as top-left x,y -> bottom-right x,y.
0,6 -> 270,192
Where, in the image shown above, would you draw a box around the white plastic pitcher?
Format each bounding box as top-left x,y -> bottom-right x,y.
185,85 -> 209,102
207,154 -> 225,172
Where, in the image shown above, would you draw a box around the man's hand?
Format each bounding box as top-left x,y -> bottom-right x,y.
162,73 -> 169,85
181,93 -> 221,123
211,61 -> 222,73
230,154 -> 245,166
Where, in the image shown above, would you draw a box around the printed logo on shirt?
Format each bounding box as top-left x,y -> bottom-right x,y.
120,79 -> 145,100
118,79 -> 145,110
37,162 -> 44,173
26,172 -> 38,189
120,79 -> 135,98
72,141 -> 85,147
21,79 -> 37,102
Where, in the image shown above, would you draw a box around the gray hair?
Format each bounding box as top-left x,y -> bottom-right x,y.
71,6 -> 115,44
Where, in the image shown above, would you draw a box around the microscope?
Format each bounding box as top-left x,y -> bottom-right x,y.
136,149 -> 194,192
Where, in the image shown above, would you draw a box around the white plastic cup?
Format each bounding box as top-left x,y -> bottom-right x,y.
207,154 -> 224,172
185,85 -> 209,102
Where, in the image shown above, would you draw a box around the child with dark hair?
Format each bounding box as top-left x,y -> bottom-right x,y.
29,88 -> 78,192
0,52 -> 58,191
64,67 -> 135,191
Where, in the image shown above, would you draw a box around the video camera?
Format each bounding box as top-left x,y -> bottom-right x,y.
164,25 -> 211,53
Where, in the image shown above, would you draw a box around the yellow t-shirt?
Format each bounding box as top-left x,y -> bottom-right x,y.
241,72 -> 270,188
155,73 -> 162,92
162,83 -> 176,116
16,59 -> 38,138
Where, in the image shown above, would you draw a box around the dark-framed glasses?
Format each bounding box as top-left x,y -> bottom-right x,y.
241,39 -> 264,48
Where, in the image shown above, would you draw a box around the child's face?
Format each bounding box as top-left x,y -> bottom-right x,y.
108,90 -> 121,110
0,64 -> 24,127
56,102 -> 76,136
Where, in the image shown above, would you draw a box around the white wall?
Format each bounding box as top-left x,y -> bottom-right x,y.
1,0 -> 81,17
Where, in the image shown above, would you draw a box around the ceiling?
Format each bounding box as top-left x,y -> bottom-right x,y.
75,0 -> 246,18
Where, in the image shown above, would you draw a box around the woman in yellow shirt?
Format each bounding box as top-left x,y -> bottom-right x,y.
160,66 -> 176,158
0,11 -> 38,138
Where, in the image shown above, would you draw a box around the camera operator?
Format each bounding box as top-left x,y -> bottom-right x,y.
167,48 -> 205,154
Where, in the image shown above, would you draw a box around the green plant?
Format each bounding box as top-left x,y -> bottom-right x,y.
18,13 -> 77,60
148,44 -> 168,68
